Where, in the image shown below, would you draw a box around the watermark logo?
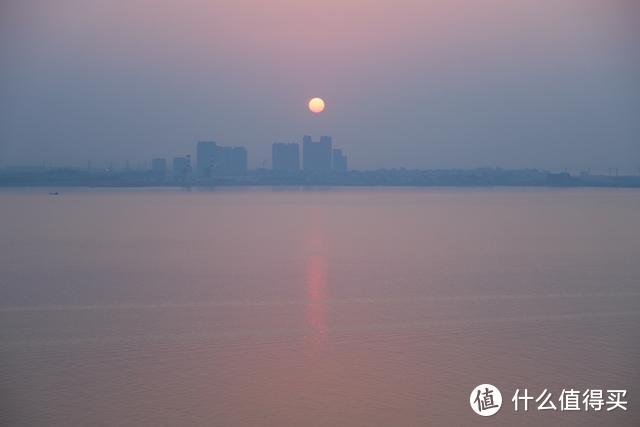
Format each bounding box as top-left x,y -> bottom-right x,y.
469,385 -> 628,416
470,384 -> 502,416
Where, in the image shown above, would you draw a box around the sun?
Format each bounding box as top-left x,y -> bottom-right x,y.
308,97 -> 325,113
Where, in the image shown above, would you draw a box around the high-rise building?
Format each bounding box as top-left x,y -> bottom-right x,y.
216,146 -> 234,175
196,141 -> 217,177
197,141 -> 247,177
272,143 -> 299,172
332,149 -> 348,172
214,146 -> 248,175
230,147 -> 248,175
172,156 -> 191,180
303,135 -> 332,172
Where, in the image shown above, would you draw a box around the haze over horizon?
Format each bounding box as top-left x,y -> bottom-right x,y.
1,0 -> 639,171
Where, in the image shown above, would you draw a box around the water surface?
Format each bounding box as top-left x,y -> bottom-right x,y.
1,188 -> 639,425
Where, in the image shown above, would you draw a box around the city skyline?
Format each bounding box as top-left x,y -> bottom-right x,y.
2,132 -> 638,188
4,141 -> 638,178
128,135 -> 351,176
1,130 -> 636,177
5,133 -> 637,178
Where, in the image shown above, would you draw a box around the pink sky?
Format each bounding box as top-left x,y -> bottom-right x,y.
2,0 -> 639,170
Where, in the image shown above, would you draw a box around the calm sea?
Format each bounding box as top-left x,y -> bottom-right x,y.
1,188 -> 639,426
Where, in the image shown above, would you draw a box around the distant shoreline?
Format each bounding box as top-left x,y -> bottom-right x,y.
2,182 -> 639,189
1,168 -> 639,188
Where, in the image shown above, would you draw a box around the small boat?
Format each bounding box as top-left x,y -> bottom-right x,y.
48,192 -> 60,195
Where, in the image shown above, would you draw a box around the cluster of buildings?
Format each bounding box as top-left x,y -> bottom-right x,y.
5,142 -> 640,187
196,141 -> 248,177
149,135 -> 348,181
273,135 -> 348,173
150,156 -> 194,181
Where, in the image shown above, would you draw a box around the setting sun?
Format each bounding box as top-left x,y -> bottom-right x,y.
308,97 -> 325,113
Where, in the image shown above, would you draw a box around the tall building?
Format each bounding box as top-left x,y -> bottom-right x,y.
230,147 -> 248,175
216,146 -> 234,175
303,135 -> 332,172
172,156 -> 191,180
197,141 -> 247,177
272,143 -> 299,172
332,149 -> 348,172
196,141 -> 217,177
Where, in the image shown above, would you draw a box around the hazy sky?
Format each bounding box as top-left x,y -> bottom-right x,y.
1,0 -> 639,171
